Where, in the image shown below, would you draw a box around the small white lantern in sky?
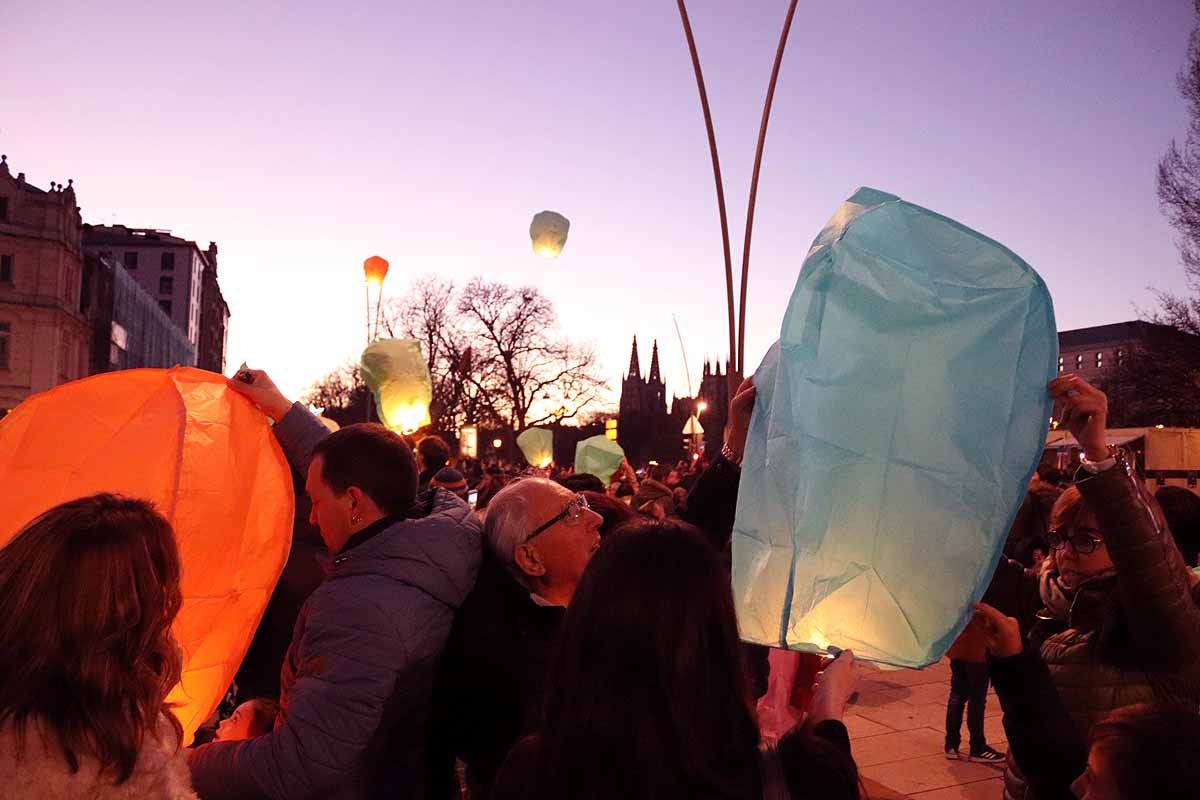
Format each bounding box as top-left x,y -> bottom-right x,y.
529,210 -> 570,258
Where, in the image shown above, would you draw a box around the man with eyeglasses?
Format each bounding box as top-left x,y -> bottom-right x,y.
430,478 -> 602,798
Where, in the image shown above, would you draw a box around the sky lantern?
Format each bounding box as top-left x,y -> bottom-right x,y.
574,435 -> 625,486
363,255 -> 389,286
362,256 -> 390,344
732,188 -> 1057,668
517,427 -> 554,468
360,338 -> 433,434
529,210 -> 570,258
0,367 -> 294,743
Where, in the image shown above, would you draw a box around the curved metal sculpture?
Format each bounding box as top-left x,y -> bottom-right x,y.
676,0 -> 799,385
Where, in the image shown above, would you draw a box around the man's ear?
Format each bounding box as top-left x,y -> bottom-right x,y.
513,542 -> 547,578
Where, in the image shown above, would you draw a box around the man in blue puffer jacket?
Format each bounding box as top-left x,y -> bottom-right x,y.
189,370 -> 482,800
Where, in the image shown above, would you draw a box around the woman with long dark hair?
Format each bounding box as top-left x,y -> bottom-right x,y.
0,494 -> 195,799
492,519 -> 861,800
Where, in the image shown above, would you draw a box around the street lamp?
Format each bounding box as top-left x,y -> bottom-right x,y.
363,255 -> 389,344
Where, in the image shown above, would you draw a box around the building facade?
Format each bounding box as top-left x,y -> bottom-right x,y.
81,252 -> 196,374
81,225 -> 229,372
0,155 -> 90,415
618,337 -> 677,464
197,242 -> 230,373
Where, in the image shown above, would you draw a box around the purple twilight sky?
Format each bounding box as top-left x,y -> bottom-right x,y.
4,0 -> 1197,409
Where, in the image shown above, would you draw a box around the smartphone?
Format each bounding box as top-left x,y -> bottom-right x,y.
468,489 -> 479,507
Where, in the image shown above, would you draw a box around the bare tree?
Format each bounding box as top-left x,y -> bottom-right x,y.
301,360 -> 371,426
1160,0 -> 1200,283
1102,326 -> 1200,427
456,278 -> 606,430
379,277 -> 506,432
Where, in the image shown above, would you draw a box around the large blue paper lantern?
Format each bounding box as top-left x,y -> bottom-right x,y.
732,187 -> 1057,667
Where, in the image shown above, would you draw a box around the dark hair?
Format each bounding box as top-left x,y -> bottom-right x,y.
580,490 -> 637,537
417,435 -> 451,472
532,519 -> 760,800
247,698 -> 279,738
1091,703 -> 1200,799
557,473 -> 605,494
1155,486 -> 1200,567
777,724 -> 861,800
0,494 -> 183,783
311,423 -> 418,516
614,480 -> 635,498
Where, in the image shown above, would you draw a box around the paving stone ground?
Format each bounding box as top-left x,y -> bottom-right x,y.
848,658 -> 1008,799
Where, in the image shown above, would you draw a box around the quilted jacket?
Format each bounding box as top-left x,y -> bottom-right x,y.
994,453 -> 1200,800
188,405 -> 482,800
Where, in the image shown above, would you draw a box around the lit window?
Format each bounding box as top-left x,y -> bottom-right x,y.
1075,354 -> 1084,367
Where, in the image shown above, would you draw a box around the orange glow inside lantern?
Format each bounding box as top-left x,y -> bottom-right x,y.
529,210 -> 570,258
0,367 -> 294,744
364,255 -> 390,286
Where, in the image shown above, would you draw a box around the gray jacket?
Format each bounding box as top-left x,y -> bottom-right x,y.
189,404 -> 482,799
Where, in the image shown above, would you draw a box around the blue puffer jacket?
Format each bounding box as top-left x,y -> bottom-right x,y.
189,405 -> 482,800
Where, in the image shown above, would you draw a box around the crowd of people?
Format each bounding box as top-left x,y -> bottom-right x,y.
1,368 -> 1199,799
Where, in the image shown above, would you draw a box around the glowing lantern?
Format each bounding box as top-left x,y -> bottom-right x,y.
0,367 -> 294,743
517,427 -> 554,468
460,425 -> 478,458
733,187 -> 1057,668
360,339 -> 433,434
363,255 -> 389,286
529,210 -> 570,258
574,435 -> 625,486
492,437 -> 504,449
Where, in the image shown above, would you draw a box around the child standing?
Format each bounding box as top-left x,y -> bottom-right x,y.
945,616 -> 1005,763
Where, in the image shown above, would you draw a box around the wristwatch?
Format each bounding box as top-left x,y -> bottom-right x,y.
1079,446 -> 1118,474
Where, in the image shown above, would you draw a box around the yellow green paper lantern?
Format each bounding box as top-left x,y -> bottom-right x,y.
574,434 -> 625,486
530,210 -> 570,258
360,339 -> 433,434
517,427 -> 554,468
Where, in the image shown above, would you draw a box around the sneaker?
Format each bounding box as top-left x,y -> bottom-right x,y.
944,746 -> 961,760
968,745 -> 1006,764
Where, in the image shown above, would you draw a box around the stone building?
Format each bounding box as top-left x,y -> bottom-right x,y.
198,242 -> 230,373
80,251 -> 196,374
82,225 -> 228,373
618,337 -> 675,465
0,155 -> 90,415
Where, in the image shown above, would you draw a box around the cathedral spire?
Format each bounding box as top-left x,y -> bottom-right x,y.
648,340 -> 662,384
627,336 -> 642,379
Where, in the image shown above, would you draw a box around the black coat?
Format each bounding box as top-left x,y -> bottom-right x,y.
429,554 -> 565,797
682,455 -> 770,699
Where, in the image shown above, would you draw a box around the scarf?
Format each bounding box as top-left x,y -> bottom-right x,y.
1038,567 -> 1118,622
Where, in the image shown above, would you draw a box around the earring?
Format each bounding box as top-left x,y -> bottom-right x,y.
351,512 -> 361,526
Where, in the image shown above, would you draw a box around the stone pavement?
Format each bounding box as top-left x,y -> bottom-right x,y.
847,658 -> 1008,799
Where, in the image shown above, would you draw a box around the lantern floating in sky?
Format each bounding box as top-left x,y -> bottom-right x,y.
529,210 -> 570,258
0,367 -> 294,743
517,427 -> 554,469
574,435 -> 625,486
363,255 -> 389,286
360,339 -> 433,434
733,187 -> 1057,668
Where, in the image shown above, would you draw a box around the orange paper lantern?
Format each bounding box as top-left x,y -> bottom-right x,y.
363,255 -> 390,286
0,367 -> 294,744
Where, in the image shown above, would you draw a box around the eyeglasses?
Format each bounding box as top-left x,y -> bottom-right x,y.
526,493 -> 590,543
1047,528 -> 1105,555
